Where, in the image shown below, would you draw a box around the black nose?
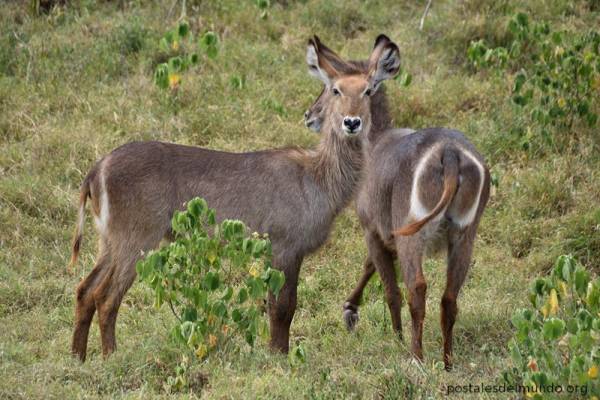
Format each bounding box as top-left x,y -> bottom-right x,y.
304,111 -> 309,119
343,117 -> 361,132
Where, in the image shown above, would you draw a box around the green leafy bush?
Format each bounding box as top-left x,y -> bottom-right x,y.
154,22 -> 219,90
468,12 -> 600,150
198,31 -> 219,60
136,197 -> 285,367
503,255 -> 600,398
115,20 -> 147,56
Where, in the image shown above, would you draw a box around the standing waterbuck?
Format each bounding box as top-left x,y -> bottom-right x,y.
304,36 -> 490,370
68,35 -> 400,361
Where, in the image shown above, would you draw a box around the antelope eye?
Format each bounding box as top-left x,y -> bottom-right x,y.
364,88 -> 372,96
332,87 -> 341,96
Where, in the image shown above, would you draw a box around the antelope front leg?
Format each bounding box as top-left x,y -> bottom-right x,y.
268,256 -> 301,353
342,257 -> 375,331
366,232 -> 403,337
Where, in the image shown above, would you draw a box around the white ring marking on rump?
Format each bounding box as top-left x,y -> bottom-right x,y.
408,146 -> 438,221
450,148 -> 484,228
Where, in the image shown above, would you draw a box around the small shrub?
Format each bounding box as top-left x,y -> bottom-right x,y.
503,255 -> 600,398
468,12 -> 600,151
153,22 -> 219,91
198,31 -> 218,60
136,198 -> 285,390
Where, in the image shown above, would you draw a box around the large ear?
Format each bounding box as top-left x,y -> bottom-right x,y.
306,36 -> 339,87
367,34 -> 401,90
312,35 -> 354,73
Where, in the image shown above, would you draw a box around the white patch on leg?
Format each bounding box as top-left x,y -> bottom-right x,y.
450,148 -> 485,228
93,160 -> 110,235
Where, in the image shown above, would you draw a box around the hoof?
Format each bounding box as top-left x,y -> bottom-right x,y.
342,302 -> 359,331
444,354 -> 453,371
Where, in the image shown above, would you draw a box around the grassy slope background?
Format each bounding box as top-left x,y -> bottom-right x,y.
0,0 -> 598,398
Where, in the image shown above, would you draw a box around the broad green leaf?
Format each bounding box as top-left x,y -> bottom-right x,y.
178,21 -> 189,38
577,309 -> 593,330
200,31 -> 218,46
206,45 -> 218,59
202,271 -> 220,291
268,269 -> 285,297
237,288 -> 248,304
232,309 -> 242,323
252,240 -> 267,258
543,318 -> 565,340
574,268 -> 590,297
245,329 -> 256,346
182,307 -> 198,322
199,32 -> 219,59
247,277 -> 265,298
531,278 -> 547,296
566,318 -> 579,334
154,63 -> 170,89
207,209 -> 216,225
290,344 -> 307,365
587,282 -> 600,309
400,72 -> 412,87
212,301 -> 227,318
168,56 -> 184,72
187,198 -> 207,218
256,0 -> 270,9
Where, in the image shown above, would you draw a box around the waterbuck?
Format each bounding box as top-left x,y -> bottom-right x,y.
68,35 -> 400,361
304,36 -> 490,370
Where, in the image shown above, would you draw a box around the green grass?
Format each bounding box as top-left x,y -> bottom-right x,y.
1,0 -> 598,398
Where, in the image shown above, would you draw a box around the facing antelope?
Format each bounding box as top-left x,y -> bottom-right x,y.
304,35 -> 491,370
67,35 -> 400,361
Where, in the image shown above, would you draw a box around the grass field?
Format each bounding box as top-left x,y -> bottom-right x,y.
1,1 -> 599,398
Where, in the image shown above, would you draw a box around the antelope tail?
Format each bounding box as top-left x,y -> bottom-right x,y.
393,148 -> 459,236
68,175 -> 92,270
